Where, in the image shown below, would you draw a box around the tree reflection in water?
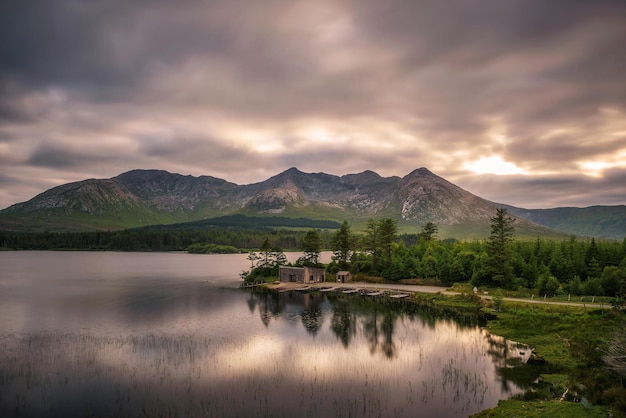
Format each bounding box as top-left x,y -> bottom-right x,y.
222,289 -> 533,416
247,289 -> 527,369
330,302 -> 357,347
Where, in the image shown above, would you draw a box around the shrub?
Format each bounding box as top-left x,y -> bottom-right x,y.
582,278 -> 603,296
537,274 -> 560,297
566,275 -> 583,296
493,289 -> 504,312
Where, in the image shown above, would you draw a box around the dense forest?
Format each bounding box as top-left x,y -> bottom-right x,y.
0,228 -> 327,252
140,214 -> 341,230
2,210 -> 626,298
243,213 -> 626,299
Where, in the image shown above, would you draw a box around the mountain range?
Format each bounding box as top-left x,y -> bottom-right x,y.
0,167 -> 624,239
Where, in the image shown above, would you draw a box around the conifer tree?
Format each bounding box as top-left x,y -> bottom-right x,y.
486,208 -> 516,288
419,222 -> 438,242
300,229 -> 323,265
331,221 -> 355,270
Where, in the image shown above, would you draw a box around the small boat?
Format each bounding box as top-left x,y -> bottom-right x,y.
295,286 -> 313,292
342,288 -> 359,294
320,286 -> 339,292
366,291 -> 385,297
389,293 -> 409,299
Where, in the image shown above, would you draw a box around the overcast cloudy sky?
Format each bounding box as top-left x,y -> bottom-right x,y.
1,0 -> 625,210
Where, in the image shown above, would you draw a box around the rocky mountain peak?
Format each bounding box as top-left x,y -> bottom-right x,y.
405,167 -> 434,177
3,166 -> 604,238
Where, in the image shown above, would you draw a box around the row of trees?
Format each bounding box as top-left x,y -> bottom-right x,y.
327,210 -> 518,284
244,209 -> 626,298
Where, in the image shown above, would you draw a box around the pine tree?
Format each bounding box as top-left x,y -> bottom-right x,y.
363,218 -> 397,274
300,229 -> 323,266
259,238 -> 272,267
486,208 -> 516,288
330,221 -> 355,270
419,222 -> 438,242
378,218 -> 398,271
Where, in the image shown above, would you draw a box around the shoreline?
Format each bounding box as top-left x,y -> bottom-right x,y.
264,280 -> 612,310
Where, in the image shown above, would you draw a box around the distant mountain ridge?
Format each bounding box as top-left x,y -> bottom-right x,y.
500,204 -> 626,240
0,167 -> 622,239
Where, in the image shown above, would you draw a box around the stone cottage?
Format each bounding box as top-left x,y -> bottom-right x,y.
336,271 -> 352,283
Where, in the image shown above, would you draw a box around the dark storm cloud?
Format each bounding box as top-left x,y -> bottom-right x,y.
0,0 -> 323,99
27,144 -> 107,168
0,96 -> 30,123
0,0 -> 624,209
0,172 -> 15,186
0,1 -> 123,89
0,82 -> 39,123
136,132 -> 256,169
0,0 -> 200,89
348,0 -> 626,137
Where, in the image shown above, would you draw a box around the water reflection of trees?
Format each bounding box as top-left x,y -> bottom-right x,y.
246,290 -> 326,334
247,290 -> 284,327
361,308 -> 398,358
330,303 -> 357,347
482,330 -> 536,393
246,288 -> 534,402
327,295 -> 487,359
299,295 -> 324,336
248,289 -> 506,364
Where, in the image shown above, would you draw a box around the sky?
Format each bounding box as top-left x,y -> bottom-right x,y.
1,0 -> 625,210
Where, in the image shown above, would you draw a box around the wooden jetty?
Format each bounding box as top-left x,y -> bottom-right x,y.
239,281 -> 266,288
253,282 -> 413,301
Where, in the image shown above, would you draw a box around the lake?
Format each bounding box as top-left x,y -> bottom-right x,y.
0,251 -> 529,417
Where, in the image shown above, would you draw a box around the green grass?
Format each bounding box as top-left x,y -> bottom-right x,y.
448,282 -> 617,306
472,399 -> 611,417
430,292 -> 484,309
480,303 -> 625,417
486,306 -> 615,366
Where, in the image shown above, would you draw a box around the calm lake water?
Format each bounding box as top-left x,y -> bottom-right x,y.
0,251 -> 529,417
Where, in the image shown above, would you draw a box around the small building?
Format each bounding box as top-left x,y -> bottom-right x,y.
336,271 -> 352,283
279,266 -> 326,284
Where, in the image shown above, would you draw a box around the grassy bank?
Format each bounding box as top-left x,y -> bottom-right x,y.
471,399 -> 611,417
471,298 -> 625,417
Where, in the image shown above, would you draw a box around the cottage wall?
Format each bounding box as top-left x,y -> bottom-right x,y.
279,266 -> 326,284
304,267 -> 326,284
279,266 -> 305,283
